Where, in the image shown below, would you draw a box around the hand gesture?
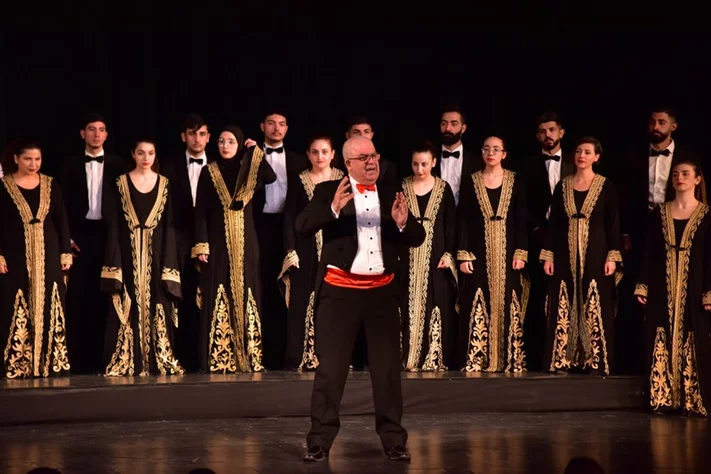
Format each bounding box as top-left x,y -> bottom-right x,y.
437,257 -> 448,269
459,261 -> 474,274
544,261 -> 554,276
512,259 -> 525,270
332,177 -> 354,215
604,261 -> 616,276
198,254 -> 209,263
704,304 -> 711,312
391,192 -> 409,228
245,138 -> 257,148
637,296 -> 647,306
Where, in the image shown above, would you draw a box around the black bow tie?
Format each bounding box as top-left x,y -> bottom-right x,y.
543,154 -> 561,162
442,150 -> 460,159
266,146 -> 284,155
650,148 -> 671,157
85,155 -> 104,163
189,158 -> 204,165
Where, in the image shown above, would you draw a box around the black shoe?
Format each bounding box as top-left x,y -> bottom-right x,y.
303,445 -> 329,462
385,445 -> 410,462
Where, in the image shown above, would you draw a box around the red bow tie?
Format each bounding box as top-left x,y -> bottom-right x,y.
356,183 -> 376,193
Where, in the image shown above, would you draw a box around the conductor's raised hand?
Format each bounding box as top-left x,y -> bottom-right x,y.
391,192 -> 409,228
332,177 -> 354,215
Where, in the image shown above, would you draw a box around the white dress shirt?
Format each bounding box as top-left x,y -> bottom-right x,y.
186,151 -> 207,207
330,177 -> 385,275
0,163 -> 4,178
263,143 -> 288,213
543,149 -> 563,220
85,150 -> 105,220
440,144 -> 464,206
648,140 -> 675,209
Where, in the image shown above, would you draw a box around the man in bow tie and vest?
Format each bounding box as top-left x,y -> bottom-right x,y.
60,113 -> 128,373
299,136 -> 425,463
521,111 -> 575,370
254,108 -> 309,370
162,113 -> 212,371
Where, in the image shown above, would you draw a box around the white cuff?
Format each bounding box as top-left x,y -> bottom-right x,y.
331,204 -> 340,219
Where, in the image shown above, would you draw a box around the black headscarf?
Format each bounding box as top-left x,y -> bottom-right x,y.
216,125 -> 246,191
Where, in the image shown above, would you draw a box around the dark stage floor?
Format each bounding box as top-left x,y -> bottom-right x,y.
0,412 -> 708,474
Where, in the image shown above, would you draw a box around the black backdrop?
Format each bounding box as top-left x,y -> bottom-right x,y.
2,27 -> 709,178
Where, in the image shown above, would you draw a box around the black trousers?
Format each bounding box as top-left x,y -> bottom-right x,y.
307,280 -> 407,451
175,249 -> 201,372
66,220 -> 110,374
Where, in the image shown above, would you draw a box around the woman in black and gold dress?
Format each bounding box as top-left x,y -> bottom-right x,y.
457,136 -> 529,373
635,158 -> 711,416
0,140 -> 72,379
280,135 -> 344,371
540,136 -> 622,375
399,140 -> 457,371
193,125 -> 276,374
101,138 -> 184,376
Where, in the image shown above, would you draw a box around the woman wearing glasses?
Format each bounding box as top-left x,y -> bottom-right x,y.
193,126 -> 276,373
539,136 -> 622,376
279,135 -> 344,371
457,136 -> 529,373
399,140 -> 457,371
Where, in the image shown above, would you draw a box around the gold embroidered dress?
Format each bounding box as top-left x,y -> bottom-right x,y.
457,170 -> 529,373
635,203 -> 711,416
540,174 -> 622,375
280,168 -> 344,371
193,148 -> 276,373
399,176 -> 458,371
0,174 -> 72,378
101,174 -> 184,376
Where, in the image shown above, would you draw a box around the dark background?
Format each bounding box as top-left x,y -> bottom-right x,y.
2,6 -> 709,179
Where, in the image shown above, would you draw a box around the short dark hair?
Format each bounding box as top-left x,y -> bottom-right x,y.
82,113 -> 107,130
535,111 -> 564,129
346,116 -> 373,133
441,104 -> 467,125
575,136 -> 603,157
412,140 -> 438,160
262,108 -> 288,124
183,113 -> 208,133
650,104 -> 677,122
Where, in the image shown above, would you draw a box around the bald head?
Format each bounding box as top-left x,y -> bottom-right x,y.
343,136 -> 380,185
342,136 -> 374,160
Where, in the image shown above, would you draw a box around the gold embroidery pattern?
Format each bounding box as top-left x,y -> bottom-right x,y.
101,266 -> 123,283
161,268 -> 181,284
105,289 -> 135,376
539,250 -> 554,262
208,284 -> 238,373
513,249 -> 528,263
520,273 -> 531,322
246,288 -> 264,372
457,250 -> 476,261
660,202 -> 709,407
196,286 -> 203,310
506,290 -> 526,373
634,284 -> 649,297
703,291 -> 711,306
2,175 -> 52,377
278,250 -> 300,308
583,279 -> 608,375
298,291 -> 319,371
60,253 -> 73,266
440,251 -> 458,286
649,327 -> 673,410
682,332 -> 707,416
191,242 -> 210,258
48,282 -> 70,374
472,170 -> 515,372
550,281 -> 572,371
300,169 -> 344,261
171,305 -> 179,329
606,250 -> 623,262
402,177 -> 446,370
3,290 -> 32,379
153,304 -> 185,375
465,288 -> 490,372
422,306 -> 447,371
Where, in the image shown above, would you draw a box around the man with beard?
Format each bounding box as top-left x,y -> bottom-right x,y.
162,113 -> 211,371
521,111 -> 575,371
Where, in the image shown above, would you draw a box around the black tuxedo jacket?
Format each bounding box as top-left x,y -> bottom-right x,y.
432,146 -> 483,183
59,153 -> 128,243
295,179 -> 426,297
253,148 -> 309,215
522,152 -> 576,234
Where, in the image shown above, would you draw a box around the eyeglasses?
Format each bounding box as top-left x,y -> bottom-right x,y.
218,138 -> 237,147
346,153 -> 380,163
481,147 -> 505,154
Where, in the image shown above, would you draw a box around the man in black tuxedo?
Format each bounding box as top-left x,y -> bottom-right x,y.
60,113 -> 127,373
433,104 -> 483,208
162,113 -> 211,371
521,111 -> 575,370
253,109 -> 309,370
300,136 -> 425,463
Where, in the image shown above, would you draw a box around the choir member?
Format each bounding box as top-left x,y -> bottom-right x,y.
101,138 -> 183,376
400,140 -> 457,371
540,137 -> 622,375
635,159 -> 711,416
0,140 -> 72,379
457,136 -> 529,372
193,125 -> 276,373
344,116 -> 398,187
60,113 -> 127,374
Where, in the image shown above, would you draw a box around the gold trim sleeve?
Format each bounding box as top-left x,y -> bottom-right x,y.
440,252 -> 459,285
539,249 -> 554,262
60,253 -> 73,266
606,250 -> 623,263
191,242 -> 210,258
101,266 -> 123,284
513,249 -> 528,263
161,268 -> 181,284
703,291 -> 711,306
0,255 -> 6,267
457,250 -> 476,261
634,284 -> 648,298
277,250 -> 300,281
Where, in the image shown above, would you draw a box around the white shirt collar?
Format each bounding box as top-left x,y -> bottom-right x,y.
441,144 -> 464,156
85,149 -> 105,158
542,149 -> 562,158
264,142 -> 285,150
186,151 -> 207,163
